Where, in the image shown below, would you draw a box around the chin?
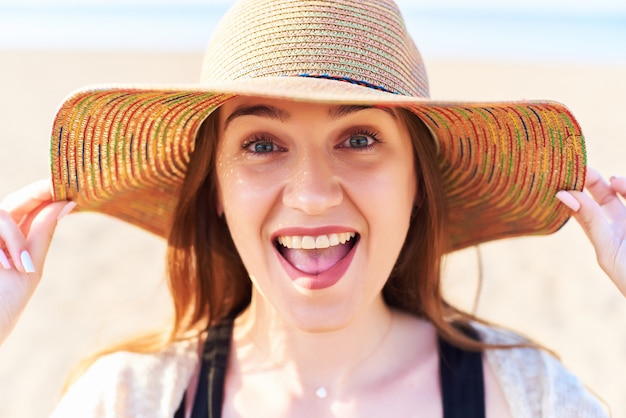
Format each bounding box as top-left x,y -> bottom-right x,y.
280,297 -> 363,334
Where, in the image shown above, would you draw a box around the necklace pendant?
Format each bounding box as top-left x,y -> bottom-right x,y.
315,387 -> 328,399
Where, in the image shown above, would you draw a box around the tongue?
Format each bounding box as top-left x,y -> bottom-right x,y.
281,243 -> 352,275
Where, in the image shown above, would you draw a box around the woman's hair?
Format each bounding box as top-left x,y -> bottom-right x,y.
64,103 -> 528,389
165,106 -> 494,350
64,103 -> 536,389
166,109 -> 251,336
385,109 -> 486,349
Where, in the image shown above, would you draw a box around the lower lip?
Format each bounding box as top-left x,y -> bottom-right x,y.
275,241 -> 358,290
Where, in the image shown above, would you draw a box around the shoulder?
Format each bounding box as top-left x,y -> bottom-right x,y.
473,323 -> 608,418
50,338 -> 200,418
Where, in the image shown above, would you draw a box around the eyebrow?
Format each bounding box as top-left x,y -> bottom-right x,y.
223,104 -> 291,130
329,104 -> 397,119
223,103 -> 396,130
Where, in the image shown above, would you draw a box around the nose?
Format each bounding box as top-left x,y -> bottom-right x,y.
282,151 -> 343,215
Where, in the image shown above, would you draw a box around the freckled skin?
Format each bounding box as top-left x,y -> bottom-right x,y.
216,97 -> 417,332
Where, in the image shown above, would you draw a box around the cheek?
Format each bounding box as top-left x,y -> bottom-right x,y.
216,159 -> 283,250
350,157 -> 416,222
350,153 -> 416,273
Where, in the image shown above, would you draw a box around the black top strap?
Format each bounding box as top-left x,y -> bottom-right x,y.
438,325 -> 486,418
178,317 -> 233,418
177,319 -> 485,418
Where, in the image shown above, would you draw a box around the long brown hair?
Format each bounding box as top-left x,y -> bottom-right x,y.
165,110 -> 251,337
385,108 -> 486,349
65,103 -> 517,389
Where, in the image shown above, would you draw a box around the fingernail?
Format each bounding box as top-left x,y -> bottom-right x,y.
20,251 -> 35,273
57,201 -> 77,221
0,249 -> 10,269
556,191 -> 581,212
610,175 -> 625,183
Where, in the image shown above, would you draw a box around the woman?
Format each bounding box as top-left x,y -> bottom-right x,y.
0,0 -> 624,416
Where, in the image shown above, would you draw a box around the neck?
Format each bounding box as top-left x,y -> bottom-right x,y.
233,289 -> 395,395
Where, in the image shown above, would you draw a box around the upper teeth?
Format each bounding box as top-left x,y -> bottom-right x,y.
277,232 -> 356,249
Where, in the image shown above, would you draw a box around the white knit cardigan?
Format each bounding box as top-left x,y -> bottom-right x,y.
50,323 -> 609,418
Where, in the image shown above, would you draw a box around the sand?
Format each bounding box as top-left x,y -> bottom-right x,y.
0,50 -> 624,417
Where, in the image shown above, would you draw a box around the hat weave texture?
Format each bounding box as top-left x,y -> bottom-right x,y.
50,0 -> 586,251
201,0 -> 428,96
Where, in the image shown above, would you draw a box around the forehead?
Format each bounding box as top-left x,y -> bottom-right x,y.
219,96 -> 398,128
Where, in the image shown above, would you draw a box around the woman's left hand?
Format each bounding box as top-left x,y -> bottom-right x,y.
557,167 -> 626,297
0,180 -> 75,345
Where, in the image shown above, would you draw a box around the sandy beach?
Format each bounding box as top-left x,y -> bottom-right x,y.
0,50 -> 625,417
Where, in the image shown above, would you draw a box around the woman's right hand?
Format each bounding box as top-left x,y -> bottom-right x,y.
557,168 -> 626,298
0,180 -> 75,345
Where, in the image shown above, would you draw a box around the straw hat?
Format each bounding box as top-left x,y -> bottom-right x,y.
50,0 -> 585,251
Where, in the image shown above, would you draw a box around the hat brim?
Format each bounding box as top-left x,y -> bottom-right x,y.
50,76 -> 585,251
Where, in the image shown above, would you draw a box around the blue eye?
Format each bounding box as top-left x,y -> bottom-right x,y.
242,135 -> 284,154
338,130 -> 380,151
349,135 -> 372,148
253,141 -> 275,153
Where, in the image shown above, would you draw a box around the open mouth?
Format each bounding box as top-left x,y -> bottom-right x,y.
275,232 -> 359,276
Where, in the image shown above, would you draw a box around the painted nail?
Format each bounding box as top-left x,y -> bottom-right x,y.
57,201 -> 77,221
21,251 -> 35,274
556,191 -> 581,212
0,249 -> 10,269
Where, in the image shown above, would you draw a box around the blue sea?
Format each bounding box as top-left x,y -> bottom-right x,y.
0,3 -> 624,64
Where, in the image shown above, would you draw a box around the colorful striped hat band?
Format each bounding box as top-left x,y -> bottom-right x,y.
50,0 -> 585,251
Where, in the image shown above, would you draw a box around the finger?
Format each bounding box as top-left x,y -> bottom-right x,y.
18,199 -> 58,243
0,209 -> 28,271
0,248 -> 10,269
18,200 -> 75,240
584,167 -> 626,222
24,201 -> 75,274
0,179 -> 53,224
0,201 -> 72,274
558,190 -> 614,254
609,175 -> 626,197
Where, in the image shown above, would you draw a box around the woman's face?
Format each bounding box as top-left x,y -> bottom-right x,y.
216,97 -> 416,331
